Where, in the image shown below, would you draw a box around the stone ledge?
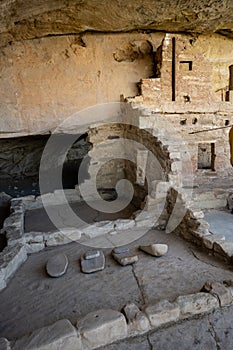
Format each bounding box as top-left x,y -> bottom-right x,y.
0,244 -> 27,291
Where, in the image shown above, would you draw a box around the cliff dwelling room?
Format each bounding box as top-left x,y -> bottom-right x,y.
3,1 -> 233,349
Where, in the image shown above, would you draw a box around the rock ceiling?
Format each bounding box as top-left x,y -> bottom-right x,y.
1,0 -> 233,47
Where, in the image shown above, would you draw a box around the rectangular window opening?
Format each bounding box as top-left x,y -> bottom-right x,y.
180,60 -> 193,71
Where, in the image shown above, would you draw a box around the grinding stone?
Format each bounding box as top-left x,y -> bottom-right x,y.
46,253 -> 68,277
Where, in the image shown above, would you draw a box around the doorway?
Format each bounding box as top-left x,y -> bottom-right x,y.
197,143 -> 215,170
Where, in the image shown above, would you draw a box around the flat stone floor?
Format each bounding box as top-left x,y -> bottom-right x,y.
1,229 -> 233,341
25,200 -> 137,232
204,209 -> 233,242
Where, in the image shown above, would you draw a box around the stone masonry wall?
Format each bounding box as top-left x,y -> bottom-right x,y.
127,33 -> 233,176
139,33 -> 233,105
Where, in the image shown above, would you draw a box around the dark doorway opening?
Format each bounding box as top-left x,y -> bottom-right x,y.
197,143 -> 215,170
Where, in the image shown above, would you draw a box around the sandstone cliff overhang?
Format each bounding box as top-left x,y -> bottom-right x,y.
1,0 -> 233,47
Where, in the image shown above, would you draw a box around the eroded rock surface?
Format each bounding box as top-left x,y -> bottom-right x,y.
1,0 -> 233,47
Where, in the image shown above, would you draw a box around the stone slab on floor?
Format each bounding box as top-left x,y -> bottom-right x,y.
112,251 -> 138,266
46,253 -> 68,278
81,250 -> 105,273
204,210 -> 233,242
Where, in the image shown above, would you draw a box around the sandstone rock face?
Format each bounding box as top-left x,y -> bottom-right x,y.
1,0 -> 233,47
0,32 -> 158,137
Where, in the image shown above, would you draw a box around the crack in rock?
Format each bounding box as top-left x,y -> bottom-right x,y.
132,264 -> 146,306
208,315 -> 221,350
147,335 -> 153,350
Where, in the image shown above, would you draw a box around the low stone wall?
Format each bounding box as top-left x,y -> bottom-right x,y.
1,184 -> 233,293
0,197 -> 27,290
167,187 -> 233,264
1,281 -> 232,349
0,189 -> 163,291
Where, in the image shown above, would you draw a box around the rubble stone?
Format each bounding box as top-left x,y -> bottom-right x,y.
202,234 -> 225,250
123,303 -> 150,334
140,244 -> 168,257
202,281 -> 232,306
